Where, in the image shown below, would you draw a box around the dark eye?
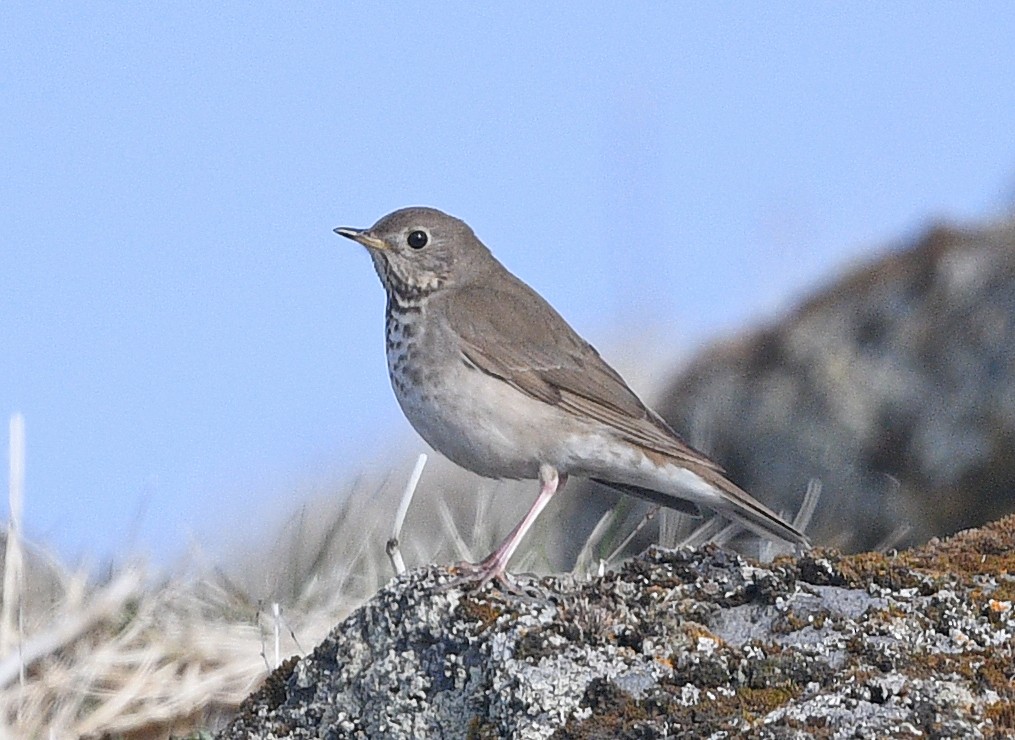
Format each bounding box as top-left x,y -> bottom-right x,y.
407,230 -> 428,249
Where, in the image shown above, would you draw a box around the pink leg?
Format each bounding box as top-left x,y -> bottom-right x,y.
457,465 -> 567,587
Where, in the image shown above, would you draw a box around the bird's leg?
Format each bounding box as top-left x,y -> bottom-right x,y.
452,465 -> 567,589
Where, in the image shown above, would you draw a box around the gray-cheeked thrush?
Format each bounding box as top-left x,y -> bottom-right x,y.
335,207 -> 808,584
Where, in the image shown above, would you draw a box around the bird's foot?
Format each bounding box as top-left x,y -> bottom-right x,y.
435,556 -> 529,595
435,466 -> 566,596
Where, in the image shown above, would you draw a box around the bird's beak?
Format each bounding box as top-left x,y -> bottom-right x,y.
333,227 -> 387,251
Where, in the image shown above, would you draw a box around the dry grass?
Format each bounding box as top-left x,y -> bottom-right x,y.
0,516 -> 383,737
0,424 -> 406,737
0,448 -> 560,737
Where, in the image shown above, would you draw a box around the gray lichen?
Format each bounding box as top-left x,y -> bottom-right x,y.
220,515 -> 1015,739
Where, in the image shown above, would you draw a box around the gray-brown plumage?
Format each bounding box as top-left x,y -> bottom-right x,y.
335,207 -> 807,583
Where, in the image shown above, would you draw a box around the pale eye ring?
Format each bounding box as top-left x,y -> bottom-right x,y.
407,230 -> 428,249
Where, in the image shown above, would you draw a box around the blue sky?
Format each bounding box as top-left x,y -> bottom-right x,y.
3,4 -> 1014,565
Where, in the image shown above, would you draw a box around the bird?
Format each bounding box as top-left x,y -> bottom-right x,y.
334,207 -> 808,585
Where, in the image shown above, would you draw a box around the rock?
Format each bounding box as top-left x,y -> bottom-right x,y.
218,515 -> 1015,739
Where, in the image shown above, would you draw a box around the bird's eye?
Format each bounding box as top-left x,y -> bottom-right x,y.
407,230 -> 428,249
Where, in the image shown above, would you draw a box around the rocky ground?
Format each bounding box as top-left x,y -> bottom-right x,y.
219,514 -> 1015,739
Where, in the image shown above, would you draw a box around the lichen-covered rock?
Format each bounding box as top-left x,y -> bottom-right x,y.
220,516 -> 1015,739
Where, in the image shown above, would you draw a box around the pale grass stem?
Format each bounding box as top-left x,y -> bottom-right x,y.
794,478 -> 822,533
273,603 -> 281,669
387,453 -> 428,575
1,413 -> 25,684
572,508 -> 619,577
606,505 -> 660,565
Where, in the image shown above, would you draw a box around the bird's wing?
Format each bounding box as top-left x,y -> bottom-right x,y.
443,276 -> 809,548
441,277 -> 726,474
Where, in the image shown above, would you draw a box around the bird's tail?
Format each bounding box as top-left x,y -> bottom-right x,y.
706,475 -> 810,547
594,472 -> 809,548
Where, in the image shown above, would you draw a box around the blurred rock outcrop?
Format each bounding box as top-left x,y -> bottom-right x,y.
219,515 -> 1015,739
567,217 -> 1015,555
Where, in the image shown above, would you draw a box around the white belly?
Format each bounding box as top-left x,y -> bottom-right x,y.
384,308 -> 660,485
390,352 -> 576,480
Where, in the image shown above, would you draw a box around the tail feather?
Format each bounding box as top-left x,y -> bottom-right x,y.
592,479 -> 702,517
697,468 -> 809,546
593,470 -> 809,548
710,482 -> 809,547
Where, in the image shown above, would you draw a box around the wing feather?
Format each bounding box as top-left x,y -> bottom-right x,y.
442,276 -> 725,474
